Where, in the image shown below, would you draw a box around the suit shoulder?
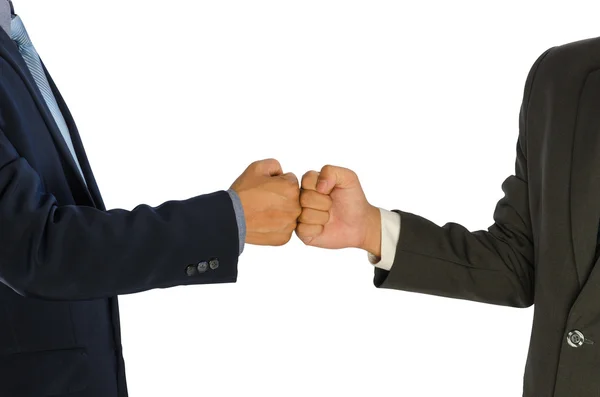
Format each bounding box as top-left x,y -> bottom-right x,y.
519,36 -> 600,109
547,36 -> 600,61
533,36 -> 600,80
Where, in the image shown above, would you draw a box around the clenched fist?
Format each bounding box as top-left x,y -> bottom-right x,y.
296,165 -> 382,256
231,159 -> 301,246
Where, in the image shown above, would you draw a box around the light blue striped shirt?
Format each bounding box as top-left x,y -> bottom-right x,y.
0,5 -> 245,254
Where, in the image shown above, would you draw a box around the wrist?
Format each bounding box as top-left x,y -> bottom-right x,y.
360,205 -> 381,257
226,189 -> 246,255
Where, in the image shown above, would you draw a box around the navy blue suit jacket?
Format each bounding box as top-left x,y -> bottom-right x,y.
0,27 -> 239,397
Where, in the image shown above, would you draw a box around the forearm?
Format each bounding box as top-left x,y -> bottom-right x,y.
374,209 -> 534,308
365,197 -> 534,307
0,158 -> 240,300
365,47 -> 551,308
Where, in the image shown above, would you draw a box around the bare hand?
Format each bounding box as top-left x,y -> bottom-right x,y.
295,165 -> 381,256
231,159 -> 301,246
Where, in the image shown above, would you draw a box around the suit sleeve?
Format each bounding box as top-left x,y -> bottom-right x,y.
0,131 -> 240,300
374,47 -> 554,308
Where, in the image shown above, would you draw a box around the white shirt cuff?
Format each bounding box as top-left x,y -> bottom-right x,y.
368,208 -> 401,271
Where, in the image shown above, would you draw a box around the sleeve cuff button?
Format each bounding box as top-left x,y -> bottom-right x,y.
197,261 -> 209,273
185,264 -> 197,276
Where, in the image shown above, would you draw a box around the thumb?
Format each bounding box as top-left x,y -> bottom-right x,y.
254,158 -> 283,176
316,165 -> 358,194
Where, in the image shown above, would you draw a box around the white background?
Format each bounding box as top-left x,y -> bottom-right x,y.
13,1 -> 600,396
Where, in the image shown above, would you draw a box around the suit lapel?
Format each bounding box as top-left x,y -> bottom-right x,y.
0,27 -> 93,204
43,63 -> 106,210
569,69 -> 600,286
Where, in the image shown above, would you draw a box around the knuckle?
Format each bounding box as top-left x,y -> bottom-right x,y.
302,170 -> 319,183
295,228 -> 305,239
287,177 -> 300,190
298,211 -> 308,223
300,191 -> 312,207
277,232 -> 292,246
301,171 -> 320,190
297,225 -> 313,238
288,178 -> 300,188
280,209 -> 299,224
291,215 -> 301,227
285,185 -> 300,199
271,238 -> 285,247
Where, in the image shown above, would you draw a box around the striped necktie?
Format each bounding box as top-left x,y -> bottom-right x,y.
11,15 -> 86,181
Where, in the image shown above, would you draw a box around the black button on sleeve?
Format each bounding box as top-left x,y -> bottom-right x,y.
185,265 -> 197,277
197,261 -> 209,273
209,258 -> 220,270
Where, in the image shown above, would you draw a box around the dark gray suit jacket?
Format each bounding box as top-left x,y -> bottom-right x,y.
375,38 -> 600,397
